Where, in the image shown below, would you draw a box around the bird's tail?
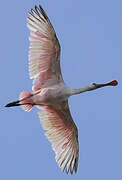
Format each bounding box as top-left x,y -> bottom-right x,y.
5,91 -> 34,112
19,91 -> 33,111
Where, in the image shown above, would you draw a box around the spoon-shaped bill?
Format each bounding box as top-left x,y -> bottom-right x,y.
94,80 -> 118,89
106,80 -> 118,86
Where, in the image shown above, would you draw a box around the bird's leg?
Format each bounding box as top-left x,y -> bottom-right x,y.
5,94 -> 34,108
5,100 -> 21,107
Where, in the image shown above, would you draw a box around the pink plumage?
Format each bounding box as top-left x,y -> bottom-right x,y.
6,5 -> 118,174
19,91 -> 33,112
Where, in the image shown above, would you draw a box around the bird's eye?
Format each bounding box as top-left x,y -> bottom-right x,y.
92,83 -> 96,86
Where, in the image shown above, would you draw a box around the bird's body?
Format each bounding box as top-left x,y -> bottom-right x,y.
6,5 -> 118,174
33,83 -> 71,105
22,82 -> 71,109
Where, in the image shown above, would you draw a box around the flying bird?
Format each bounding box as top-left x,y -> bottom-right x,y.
6,5 -> 118,174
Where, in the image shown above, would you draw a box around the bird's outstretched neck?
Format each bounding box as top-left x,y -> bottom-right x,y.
71,80 -> 118,95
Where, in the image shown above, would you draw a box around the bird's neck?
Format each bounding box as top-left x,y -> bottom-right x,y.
71,85 -> 95,95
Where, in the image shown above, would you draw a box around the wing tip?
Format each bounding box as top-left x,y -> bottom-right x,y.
56,149 -> 78,175
35,5 -> 39,13
31,8 -> 34,13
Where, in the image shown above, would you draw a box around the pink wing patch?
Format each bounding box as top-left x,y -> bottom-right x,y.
27,6 -> 63,91
38,102 -> 79,174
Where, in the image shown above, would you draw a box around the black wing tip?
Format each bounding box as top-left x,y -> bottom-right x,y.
31,8 -> 34,14
35,5 -> 41,15
30,7 -> 39,17
39,5 -> 48,20
30,5 -> 46,16
39,5 -> 43,10
35,5 -> 39,11
64,168 -> 77,175
34,4 -> 43,12
31,6 -> 38,13
30,4 -> 44,12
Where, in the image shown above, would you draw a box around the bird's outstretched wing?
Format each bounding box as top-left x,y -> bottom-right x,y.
38,101 -> 79,174
27,5 -> 63,91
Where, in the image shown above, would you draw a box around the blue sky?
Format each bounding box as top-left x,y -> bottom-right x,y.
1,0 -> 122,179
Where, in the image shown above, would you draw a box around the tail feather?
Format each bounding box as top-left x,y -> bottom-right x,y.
19,91 -> 33,112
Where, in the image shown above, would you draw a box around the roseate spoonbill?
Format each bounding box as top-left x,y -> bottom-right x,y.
6,5 -> 118,174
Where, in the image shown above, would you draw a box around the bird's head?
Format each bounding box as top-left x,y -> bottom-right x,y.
89,80 -> 118,90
